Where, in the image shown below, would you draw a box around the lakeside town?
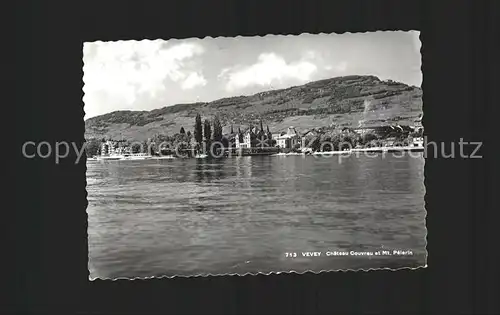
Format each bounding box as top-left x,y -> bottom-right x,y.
86,113 -> 424,160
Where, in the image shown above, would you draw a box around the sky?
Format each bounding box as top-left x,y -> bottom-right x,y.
83,31 -> 421,119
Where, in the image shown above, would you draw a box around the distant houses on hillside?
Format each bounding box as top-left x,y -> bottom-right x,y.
350,124 -> 421,138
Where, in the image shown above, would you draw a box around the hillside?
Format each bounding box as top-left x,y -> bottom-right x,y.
85,75 -> 422,142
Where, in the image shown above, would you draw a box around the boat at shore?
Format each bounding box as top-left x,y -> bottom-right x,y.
94,153 -> 154,161
121,153 -> 153,160
96,154 -> 125,161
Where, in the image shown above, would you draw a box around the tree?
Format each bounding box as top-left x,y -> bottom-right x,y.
152,133 -> 160,144
141,140 -> 148,154
248,124 -> 259,148
187,130 -> 192,138
180,127 -> 186,134
204,119 -> 212,143
131,142 -> 142,153
354,134 -> 363,147
362,132 -> 378,145
264,125 -> 273,147
411,128 -> 423,137
339,133 -> 354,150
368,139 -> 382,148
238,127 -> 244,143
194,114 -> 203,144
85,138 -> 101,157
146,138 -> 155,155
212,116 -> 223,142
310,136 -> 321,152
320,135 -> 333,151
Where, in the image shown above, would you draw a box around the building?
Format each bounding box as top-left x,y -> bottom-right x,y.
234,127 -> 246,149
233,125 -> 273,149
242,128 -> 254,148
234,127 -> 250,149
275,126 -> 300,149
100,140 -> 130,155
412,137 -> 424,147
101,140 -> 115,155
235,133 -> 248,149
412,114 -> 423,134
384,136 -> 397,147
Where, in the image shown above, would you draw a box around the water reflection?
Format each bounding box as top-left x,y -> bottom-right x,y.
194,158 -> 230,183
87,154 -> 426,278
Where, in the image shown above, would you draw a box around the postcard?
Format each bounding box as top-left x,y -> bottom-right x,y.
84,31 -> 426,279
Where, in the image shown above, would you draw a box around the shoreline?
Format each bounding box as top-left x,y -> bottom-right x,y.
87,146 -> 424,162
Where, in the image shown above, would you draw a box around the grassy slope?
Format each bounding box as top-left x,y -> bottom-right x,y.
85,75 -> 422,142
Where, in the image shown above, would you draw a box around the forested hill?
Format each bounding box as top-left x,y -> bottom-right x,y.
85,75 -> 422,142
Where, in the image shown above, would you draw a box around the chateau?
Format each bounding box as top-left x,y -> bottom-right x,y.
274,127 -> 300,149
234,121 -> 275,149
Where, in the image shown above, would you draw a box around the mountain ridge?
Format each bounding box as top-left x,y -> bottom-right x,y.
85,75 -> 422,142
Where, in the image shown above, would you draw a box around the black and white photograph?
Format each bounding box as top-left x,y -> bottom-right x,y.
84,31 -> 426,279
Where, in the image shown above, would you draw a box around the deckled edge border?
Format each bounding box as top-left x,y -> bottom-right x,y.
82,29 -> 428,281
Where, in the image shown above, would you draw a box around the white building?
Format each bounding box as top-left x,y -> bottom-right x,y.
235,127 -> 258,149
413,137 -> 424,147
235,134 -> 249,149
234,125 -> 275,149
243,131 -> 252,148
275,127 -> 300,149
100,140 -> 130,155
101,140 -> 115,155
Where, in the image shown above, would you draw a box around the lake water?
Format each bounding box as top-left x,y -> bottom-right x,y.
87,153 -> 427,279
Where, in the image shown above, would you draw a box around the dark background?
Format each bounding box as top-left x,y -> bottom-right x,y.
12,0 -> 498,314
